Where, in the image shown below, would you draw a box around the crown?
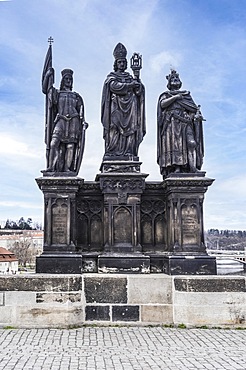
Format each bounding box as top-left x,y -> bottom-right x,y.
113,43 -> 127,60
166,69 -> 179,81
61,68 -> 73,77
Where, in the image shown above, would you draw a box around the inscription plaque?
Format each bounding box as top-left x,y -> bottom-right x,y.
52,200 -> 68,245
181,204 -> 199,245
114,207 -> 132,244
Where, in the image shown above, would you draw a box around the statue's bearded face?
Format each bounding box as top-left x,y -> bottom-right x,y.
170,75 -> 182,90
63,74 -> 73,89
116,58 -> 127,72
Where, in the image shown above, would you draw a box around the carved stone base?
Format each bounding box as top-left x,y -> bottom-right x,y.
98,253 -> 150,274
163,172 -> 214,254
36,254 -> 82,274
36,176 -> 83,273
97,170 -> 148,254
162,255 -> 216,275
41,171 -> 78,177
82,253 -> 99,273
148,254 -> 167,273
99,160 -> 141,174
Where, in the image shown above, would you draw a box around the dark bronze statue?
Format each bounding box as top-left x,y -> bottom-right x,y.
157,69 -> 204,178
42,39 -> 88,175
101,43 -> 146,160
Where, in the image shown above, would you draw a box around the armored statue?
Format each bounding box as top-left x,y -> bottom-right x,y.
41,40 -> 88,175
101,43 -> 146,160
157,69 -> 204,178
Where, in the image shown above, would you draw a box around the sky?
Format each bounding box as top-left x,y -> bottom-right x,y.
0,0 -> 246,230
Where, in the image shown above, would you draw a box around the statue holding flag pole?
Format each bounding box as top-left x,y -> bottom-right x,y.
41,37 -> 88,176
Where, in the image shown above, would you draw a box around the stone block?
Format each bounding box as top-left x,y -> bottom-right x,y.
141,305 -> 173,323
36,255 -> 82,274
174,291 -> 246,306
128,275 -> 172,304
36,292 -> 81,304
84,276 -> 127,303
174,276 -> 245,292
0,275 -> 82,292
13,306 -> 84,328
173,290 -> 246,327
85,306 -> 110,321
112,305 -> 139,321
173,301 -> 246,327
98,255 -> 150,274
82,255 -> 98,273
0,306 -> 14,326
5,292 -> 36,306
0,292 -> 4,306
163,255 -> 216,275
150,255 -> 166,273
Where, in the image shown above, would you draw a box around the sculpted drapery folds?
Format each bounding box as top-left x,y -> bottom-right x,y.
42,42 -> 87,175
157,69 -> 204,178
101,43 -> 146,159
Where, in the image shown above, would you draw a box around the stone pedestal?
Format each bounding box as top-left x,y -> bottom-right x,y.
96,160 -> 150,273
36,254 -> 82,274
162,255 -> 216,275
36,177 -> 83,273
162,172 -> 216,274
98,253 -> 150,274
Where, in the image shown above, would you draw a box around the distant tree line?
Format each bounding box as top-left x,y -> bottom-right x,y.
206,229 -> 246,250
2,217 -> 42,230
207,229 -> 246,238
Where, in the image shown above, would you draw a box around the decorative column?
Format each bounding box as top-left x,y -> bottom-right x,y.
36,177 -> 83,273
162,173 -> 216,275
96,161 -> 150,273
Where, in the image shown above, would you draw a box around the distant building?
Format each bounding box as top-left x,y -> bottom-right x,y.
0,230 -> 43,252
0,247 -> 18,274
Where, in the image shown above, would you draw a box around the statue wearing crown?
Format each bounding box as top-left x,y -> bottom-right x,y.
157,69 -> 204,178
101,43 -> 146,160
41,42 -> 88,175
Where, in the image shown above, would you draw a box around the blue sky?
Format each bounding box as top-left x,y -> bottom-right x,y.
0,0 -> 246,230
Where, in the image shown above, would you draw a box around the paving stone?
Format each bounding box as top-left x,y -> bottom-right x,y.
0,327 -> 245,369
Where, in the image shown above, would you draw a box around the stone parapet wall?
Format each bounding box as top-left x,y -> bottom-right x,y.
0,274 -> 245,328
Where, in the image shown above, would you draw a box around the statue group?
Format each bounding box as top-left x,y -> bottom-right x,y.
41,41 -> 204,178
37,41 -> 216,276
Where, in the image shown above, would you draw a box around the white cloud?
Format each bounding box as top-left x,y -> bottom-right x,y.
149,51 -> 182,75
0,133 -> 39,158
0,200 -> 42,209
219,175 -> 246,197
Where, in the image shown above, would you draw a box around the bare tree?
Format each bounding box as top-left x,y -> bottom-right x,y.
8,238 -> 39,267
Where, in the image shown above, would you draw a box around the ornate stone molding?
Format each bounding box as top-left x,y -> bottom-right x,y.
100,178 -> 145,194
36,177 -> 84,190
164,178 -> 214,189
82,182 -> 101,191
77,199 -> 103,214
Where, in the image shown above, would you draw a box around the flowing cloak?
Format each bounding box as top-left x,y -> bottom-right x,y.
101,71 -> 146,157
157,90 -> 204,173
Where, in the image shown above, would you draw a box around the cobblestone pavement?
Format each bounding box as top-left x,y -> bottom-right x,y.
0,327 -> 245,370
